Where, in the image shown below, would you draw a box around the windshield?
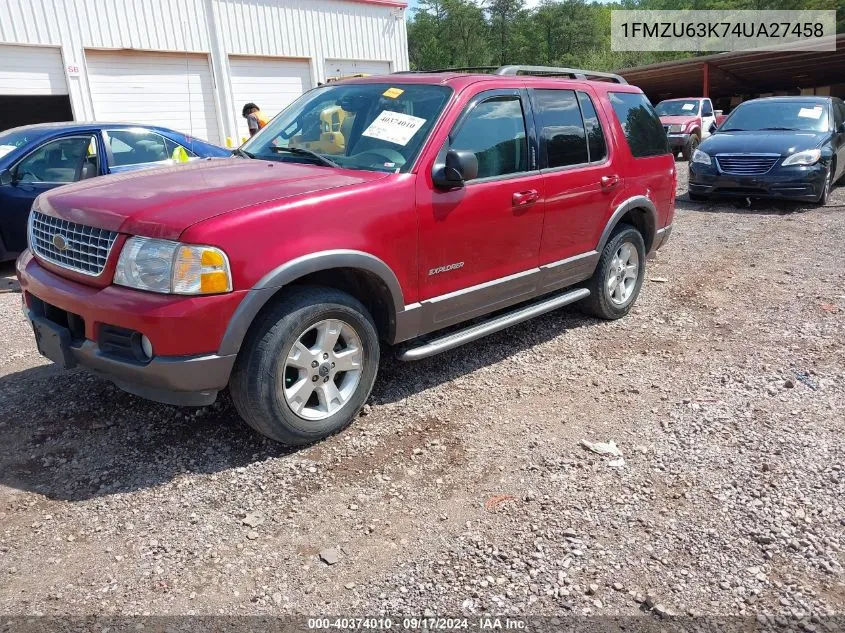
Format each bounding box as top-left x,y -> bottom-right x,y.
0,129 -> 37,160
655,100 -> 700,116
241,83 -> 452,173
721,101 -> 829,132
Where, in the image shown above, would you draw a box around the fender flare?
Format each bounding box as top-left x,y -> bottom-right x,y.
218,250 -> 404,356
596,195 -> 658,254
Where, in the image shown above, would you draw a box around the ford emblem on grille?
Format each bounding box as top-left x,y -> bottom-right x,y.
52,234 -> 69,251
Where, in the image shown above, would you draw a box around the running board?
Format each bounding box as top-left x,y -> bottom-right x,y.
398,287 -> 590,361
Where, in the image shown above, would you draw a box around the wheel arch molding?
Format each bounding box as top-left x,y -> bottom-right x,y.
218,250 -> 404,357
597,195 -> 659,254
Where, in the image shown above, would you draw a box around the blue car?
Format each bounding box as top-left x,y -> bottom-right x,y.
0,122 -> 231,261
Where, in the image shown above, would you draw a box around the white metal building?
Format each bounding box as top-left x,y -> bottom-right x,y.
0,0 -> 409,144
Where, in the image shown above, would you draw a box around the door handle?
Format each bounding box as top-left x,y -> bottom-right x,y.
600,175 -> 620,189
512,189 -> 539,207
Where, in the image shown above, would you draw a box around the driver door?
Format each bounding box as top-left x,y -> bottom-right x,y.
3,134 -> 101,254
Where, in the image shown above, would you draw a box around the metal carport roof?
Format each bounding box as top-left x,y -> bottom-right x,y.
617,35 -> 845,102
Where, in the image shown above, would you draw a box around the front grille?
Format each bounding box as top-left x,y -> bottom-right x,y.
30,211 -> 118,276
715,154 -> 780,175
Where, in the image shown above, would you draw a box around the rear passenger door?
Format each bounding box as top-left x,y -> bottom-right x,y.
532,88 -> 618,287
701,99 -> 716,138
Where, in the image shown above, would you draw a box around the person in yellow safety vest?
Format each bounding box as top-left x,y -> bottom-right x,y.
242,102 -> 269,137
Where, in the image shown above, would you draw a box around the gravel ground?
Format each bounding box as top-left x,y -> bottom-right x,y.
0,164 -> 843,620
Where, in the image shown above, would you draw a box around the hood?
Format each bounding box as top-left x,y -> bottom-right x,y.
699,130 -> 827,156
39,158 -> 391,240
659,115 -> 699,125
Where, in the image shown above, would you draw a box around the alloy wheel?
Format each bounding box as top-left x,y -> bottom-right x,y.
606,241 -> 639,306
281,319 -> 363,422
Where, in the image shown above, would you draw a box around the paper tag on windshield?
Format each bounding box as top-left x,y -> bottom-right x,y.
0,145 -> 16,159
382,87 -> 404,99
798,107 -> 823,119
682,103 -> 695,111
362,111 -> 426,146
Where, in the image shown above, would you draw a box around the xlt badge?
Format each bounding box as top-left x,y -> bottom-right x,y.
428,262 -> 464,276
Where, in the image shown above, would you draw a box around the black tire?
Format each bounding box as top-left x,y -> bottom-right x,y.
688,192 -> 708,202
230,286 -> 380,445
580,223 -> 646,320
816,165 -> 833,206
681,134 -> 700,161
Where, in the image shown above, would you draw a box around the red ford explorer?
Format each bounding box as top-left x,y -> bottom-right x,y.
17,66 -> 675,445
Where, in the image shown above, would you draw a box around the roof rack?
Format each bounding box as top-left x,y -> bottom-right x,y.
494,65 -> 627,83
393,65 -> 627,83
392,66 -> 500,74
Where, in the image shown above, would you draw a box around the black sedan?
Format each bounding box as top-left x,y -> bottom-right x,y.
688,96 -> 845,205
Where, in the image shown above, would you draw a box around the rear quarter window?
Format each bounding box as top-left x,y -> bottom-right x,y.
608,92 -> 669,158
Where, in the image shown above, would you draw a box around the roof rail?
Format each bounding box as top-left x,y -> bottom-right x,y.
494,65 -> 627,84
393,66 -> 499,74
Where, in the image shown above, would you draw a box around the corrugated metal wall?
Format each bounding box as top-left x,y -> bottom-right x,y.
0,0 -> 409,141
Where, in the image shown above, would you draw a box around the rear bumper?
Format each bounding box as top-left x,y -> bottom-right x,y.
17,250 -> 242,406
689,162 -> 827,202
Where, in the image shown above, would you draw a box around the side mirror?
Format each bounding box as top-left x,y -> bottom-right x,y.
839,122 -> 845,134
433,149 -> 479,189
0,169 -> 12,186
709,122 -> 718,134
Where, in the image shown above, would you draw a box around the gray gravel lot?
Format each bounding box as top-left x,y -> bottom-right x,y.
0,164 -> 843,619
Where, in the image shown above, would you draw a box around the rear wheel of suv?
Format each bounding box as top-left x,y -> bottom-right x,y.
230,287 -> 380,445
580,224 -> 646,320
682,134 -> 700,161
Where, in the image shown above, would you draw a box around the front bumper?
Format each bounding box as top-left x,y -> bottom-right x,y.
667,133 -> 691,151
689,161 -> 827,202
17,250 -> 243,406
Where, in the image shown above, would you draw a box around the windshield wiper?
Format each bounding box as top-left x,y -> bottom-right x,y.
720,128 -> 745,132
232,148 -> 255,159
270,146 -> 340,168
760,126 -> 798,131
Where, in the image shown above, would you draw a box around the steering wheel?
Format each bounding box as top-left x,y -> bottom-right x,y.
352,148 -> 406,167
16,170 -> 40,183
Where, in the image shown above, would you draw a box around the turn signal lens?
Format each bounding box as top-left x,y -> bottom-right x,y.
172,245 -> 232,295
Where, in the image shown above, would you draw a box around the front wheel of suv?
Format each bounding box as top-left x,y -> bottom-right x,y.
230,287 -> 380,445
580,223 -> 646,320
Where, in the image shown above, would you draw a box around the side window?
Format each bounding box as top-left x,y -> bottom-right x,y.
164,137 -> 197,162
834,102 -> 844,129
702,100 -> 714,116
106,129 -> 169,166
450,95 -> 528,181
14,136 -> 97,184
578,92 -> 607,163
533,89 -> 587,168
608,92 -> 669,158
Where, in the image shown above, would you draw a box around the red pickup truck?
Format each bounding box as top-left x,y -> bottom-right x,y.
17,66 -> 676,445
655,97 -> 720,160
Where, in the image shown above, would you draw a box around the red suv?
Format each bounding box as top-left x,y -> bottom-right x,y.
17,66 -> 676,445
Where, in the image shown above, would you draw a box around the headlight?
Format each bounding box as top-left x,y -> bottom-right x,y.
114,237 -> 232,295
782,149 -> 821,167
668,124 -> 683,133
691,149 -> 711,165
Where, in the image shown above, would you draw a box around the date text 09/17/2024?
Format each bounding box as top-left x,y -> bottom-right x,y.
306,617 -> 527,630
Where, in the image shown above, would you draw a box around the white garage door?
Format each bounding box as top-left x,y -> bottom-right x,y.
325,59 -> 392,80
86,50 -> 220,144
229,56 -> 312,141
0,44 -> 67,95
